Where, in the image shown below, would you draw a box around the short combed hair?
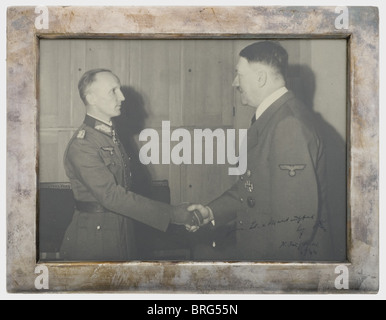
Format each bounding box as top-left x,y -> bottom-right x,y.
78,68 -> 116,105
240,41 -> 288,79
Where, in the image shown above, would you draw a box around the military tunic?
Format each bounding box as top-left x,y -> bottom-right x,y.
60,115 -> 172,261
209,91 -> 337,261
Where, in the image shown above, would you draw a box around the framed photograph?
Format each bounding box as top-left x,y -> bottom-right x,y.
6,6 -> 379,293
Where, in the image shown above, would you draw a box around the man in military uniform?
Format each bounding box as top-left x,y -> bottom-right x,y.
188,41 -> 341,261
60,69 -> 196,261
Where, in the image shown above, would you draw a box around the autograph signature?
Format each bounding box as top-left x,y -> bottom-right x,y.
248,215 -> 315,230
279,241 -> 319,256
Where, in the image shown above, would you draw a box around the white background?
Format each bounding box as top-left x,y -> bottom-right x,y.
1,0 -> 384,301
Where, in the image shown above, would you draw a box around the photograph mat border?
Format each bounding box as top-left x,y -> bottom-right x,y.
6,6 -> 379,293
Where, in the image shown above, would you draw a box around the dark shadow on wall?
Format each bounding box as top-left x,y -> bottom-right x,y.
113,86 -> 153,198
287,64 -> 347,261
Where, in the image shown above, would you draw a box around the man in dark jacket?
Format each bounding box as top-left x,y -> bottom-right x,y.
60,69 -> 194,261
188,41 -> 344,262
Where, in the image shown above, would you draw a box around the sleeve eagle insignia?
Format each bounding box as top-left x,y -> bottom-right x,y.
279,164 -> 306,177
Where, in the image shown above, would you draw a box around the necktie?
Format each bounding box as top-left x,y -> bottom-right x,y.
251,114 -> 256,125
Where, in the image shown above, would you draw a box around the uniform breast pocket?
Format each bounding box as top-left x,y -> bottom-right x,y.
99,147 -> 122,176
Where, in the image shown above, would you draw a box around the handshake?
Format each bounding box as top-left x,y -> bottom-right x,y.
170,203 -> 214,232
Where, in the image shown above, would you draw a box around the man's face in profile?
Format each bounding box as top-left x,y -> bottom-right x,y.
232,57 -> 263,108
88,72 -> 125,120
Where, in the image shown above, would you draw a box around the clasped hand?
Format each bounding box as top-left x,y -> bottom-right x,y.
171,203 -> 214,232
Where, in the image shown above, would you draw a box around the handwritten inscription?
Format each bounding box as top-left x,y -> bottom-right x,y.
279,241 -> 319,256
248,215 -> 315,231
223,214 -> 328,257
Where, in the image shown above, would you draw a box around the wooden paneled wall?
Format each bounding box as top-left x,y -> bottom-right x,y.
39,39 -> 237,204
39,39 -> 346,205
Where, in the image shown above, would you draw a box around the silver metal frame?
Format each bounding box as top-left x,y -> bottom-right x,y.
6,6 -> 379,293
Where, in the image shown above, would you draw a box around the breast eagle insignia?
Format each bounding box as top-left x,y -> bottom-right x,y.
279,164 -> 306,177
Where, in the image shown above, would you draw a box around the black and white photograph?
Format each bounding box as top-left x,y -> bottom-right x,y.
4,4 -> 381,297
38,38 -> 348,263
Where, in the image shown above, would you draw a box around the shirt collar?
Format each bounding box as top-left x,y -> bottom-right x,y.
255,87 -> 288,121
86,113 -> 113,127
